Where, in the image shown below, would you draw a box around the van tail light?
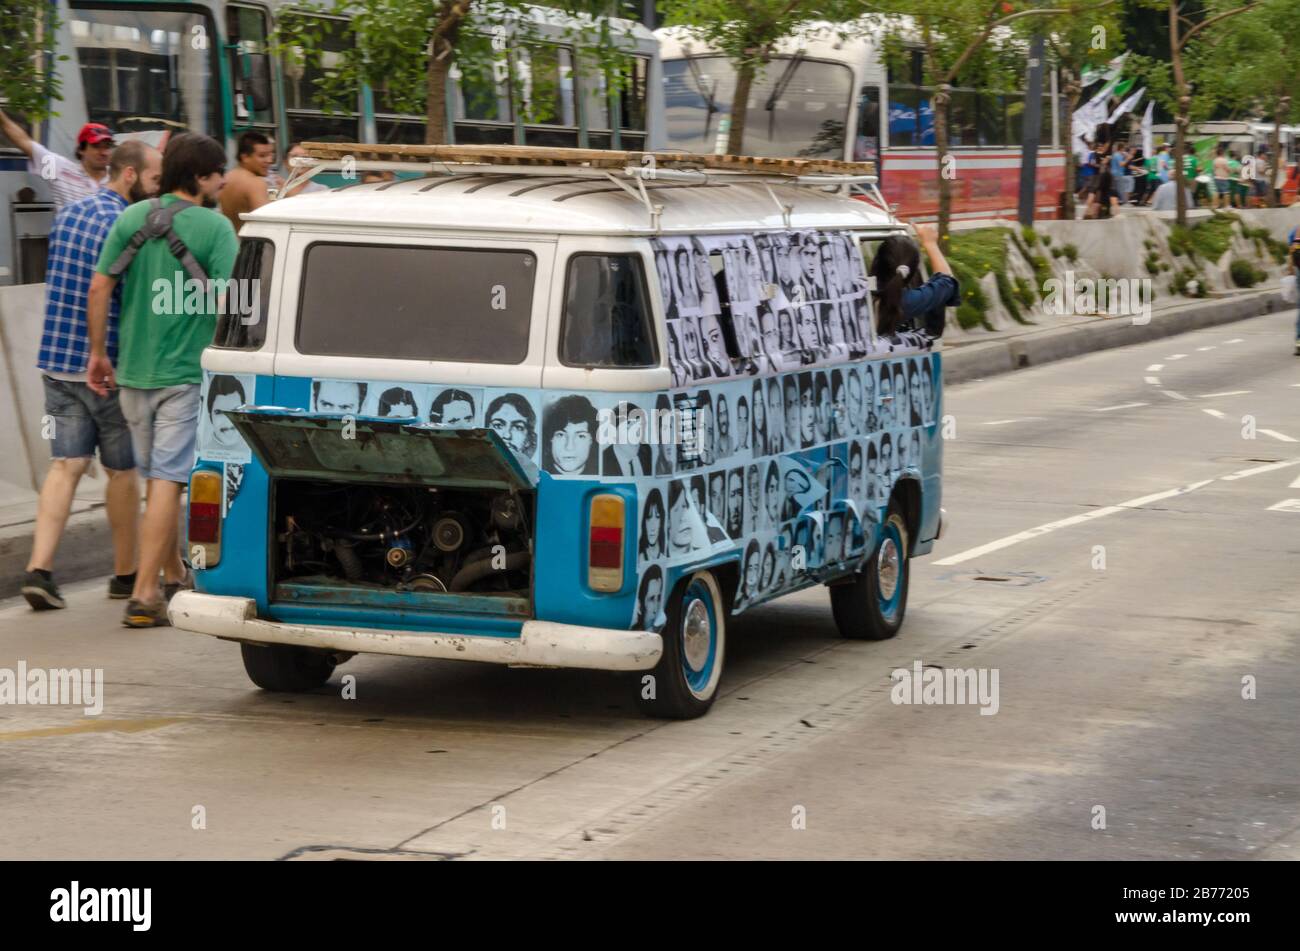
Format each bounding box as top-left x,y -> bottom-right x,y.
588,494 -> 625,593
188,469 -> 223,568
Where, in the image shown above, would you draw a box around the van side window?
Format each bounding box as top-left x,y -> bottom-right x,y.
561,253 -> 657,368
213,238 -> 274,350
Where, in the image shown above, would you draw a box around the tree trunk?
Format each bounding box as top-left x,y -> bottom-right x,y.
1063,69 -> 1080,219
1169,2 -> 1188,227
726,60 -> 756,155
1270,93 -> 1289,208
425,4 -> 466,145
933,83 -> 952,244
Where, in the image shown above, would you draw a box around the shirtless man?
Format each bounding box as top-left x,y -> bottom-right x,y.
219,130 -> 273,232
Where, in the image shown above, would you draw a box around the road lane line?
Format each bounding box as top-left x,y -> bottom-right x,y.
1219,458 -> 1300,481
1146,363 -> 1164,372
1259,429 -> 1299,443
1266,500 -> 1300,512
1144,375 -> 1161,385
1290,474 -> 1300,488
1096,402 -> 1148,412
982,418 -> 1044,426
0,718 -> 187,742
1167,354 -> 1187,360
1226,338 -> 1244,344
1160,390 -> 1190,400
1199,390 -> 1250,398
932,480 -> 1213,566
1197,346 -> 1216,351
1203,409 -> 1226,418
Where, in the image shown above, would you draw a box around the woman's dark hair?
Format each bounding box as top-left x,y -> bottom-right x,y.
869,234 -> 922,336
640,487 -> 666,560
160,132 -> 227,196
378,386 -> 416,417
542,394 -> 598,474
486,392 -> 538,456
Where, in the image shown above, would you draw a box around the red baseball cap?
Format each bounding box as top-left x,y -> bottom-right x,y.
77,123 -> 115,146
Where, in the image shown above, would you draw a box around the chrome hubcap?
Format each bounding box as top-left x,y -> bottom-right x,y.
878,537 -> 900,600
682,597 -> 711,671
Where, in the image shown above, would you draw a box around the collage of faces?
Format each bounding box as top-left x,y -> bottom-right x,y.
655,229 -> 933,389
633,351 -> 939,633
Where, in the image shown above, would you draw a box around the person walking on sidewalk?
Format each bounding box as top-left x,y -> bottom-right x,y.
0,108 -> 114,209
86,133 -> 238,628
1212,146 -> 1232,210
21,141 -> 162,611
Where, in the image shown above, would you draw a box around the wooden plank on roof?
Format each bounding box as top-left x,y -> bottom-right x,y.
298,142 -> 874,177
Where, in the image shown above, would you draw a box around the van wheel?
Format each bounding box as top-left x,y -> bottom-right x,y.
637,570 -> 726,720
830,501 -> 910,640
240,642 -> 336,692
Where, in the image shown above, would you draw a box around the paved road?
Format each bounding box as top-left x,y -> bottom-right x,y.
3,311 -> 1298,860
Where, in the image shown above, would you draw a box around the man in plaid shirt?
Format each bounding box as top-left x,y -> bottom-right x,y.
21,141 -> 161,612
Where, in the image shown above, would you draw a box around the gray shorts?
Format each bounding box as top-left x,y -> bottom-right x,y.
41,375 -> 136,470
119,384 -> 200,483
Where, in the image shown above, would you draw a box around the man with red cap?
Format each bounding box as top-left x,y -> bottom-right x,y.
0,108 -> 114,208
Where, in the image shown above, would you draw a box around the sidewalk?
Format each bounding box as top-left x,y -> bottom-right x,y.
0,287 -> 1287,600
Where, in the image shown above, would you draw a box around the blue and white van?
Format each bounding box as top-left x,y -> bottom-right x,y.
169,145 -> 945,719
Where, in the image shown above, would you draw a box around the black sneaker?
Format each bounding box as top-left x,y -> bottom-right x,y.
22,571 -> 65,611
163,569 -> 193,603
123,599 -> 170,628
108,574 -> 135,600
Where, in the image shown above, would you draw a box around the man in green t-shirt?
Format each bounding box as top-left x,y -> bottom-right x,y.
86,132 -> 238,627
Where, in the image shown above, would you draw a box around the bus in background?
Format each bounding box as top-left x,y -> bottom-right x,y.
655,24 -> 1067,224
0,0 -> 662,285
1149,120 -> 1298,204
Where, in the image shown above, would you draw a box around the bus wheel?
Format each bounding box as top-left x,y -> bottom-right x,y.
637,570 -> 726,719
240,642 -> 337,692
830,500 -> 910,641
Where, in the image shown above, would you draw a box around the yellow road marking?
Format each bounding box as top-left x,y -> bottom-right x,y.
0,717 -> 186,741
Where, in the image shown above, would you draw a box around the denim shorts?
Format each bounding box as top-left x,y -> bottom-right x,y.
1216,179 -> 1231,195
119,383 -> 200,483
42,375 -> 136,470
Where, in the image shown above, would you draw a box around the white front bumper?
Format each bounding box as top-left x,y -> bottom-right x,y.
168,591 -> 662,672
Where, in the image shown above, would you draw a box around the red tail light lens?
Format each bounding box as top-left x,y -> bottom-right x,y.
588,494 -> 624,592
188,470 -> 222,568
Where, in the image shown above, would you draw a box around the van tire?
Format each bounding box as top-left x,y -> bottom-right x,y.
637,570 -> 726,720
240,642 -> 337,692
830,501 -> 909,641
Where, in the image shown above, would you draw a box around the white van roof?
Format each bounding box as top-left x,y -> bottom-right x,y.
247,176 -> 898,236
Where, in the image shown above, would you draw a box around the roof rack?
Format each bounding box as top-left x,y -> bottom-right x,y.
279,143 -> 880,230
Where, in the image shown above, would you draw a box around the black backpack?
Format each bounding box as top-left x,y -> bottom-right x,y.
106,197 -> 210,284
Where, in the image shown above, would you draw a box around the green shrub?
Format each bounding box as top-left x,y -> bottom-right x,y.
1144,253 -> 1161,276
1229,258 -> 1266,288
1014,274 -> 1037,308
1062,243 -> 1078,263
1168,224 -> 1196,259
1050,246 -> 1063,258
1169,266 -> 1208,298
1020,224 -> 1038,247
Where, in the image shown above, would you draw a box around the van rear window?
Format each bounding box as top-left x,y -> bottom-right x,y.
296,243 -> 535,364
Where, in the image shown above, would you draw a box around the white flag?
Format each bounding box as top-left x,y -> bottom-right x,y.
1107,87 -> 1145,125
1141,100 -> 1154,157
1072,96 -> 1109,161
1080,52 -> 1129,89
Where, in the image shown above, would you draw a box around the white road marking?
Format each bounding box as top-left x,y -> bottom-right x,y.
1202,408 -> 1226,418
1144,375 -> 1161,385
982,418 -> 1044,426
933,480 -> 1213,566
1225,338 -> 1244,344
1167,354 -> 1187,360
1197,346 -> 1216,351
1096,402 -> 1148,412
1220,458 -> 1300,481
1199,390 -> 1250,398
1259,429 -> 1299,443
1160,390 -> 1190,401
934,459 -> 1300,566
1290,474 -> 1300,488
1146,363 -> 1164,372
1267,499 -> 1300,513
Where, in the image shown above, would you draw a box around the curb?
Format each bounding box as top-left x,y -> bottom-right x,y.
0,291 -> 1289,601
943,290 -> 1287,384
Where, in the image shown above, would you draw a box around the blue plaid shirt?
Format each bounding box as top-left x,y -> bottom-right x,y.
37,188 -> 127,375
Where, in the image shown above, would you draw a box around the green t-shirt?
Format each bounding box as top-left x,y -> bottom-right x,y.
95,194 -> 238,389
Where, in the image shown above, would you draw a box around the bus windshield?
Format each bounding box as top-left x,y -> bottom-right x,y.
663,54 -> 851,159
68,4 -> 219,138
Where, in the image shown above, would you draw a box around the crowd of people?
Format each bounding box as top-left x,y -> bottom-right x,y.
1076,125 -> 1287,218
0,109 -> 322,626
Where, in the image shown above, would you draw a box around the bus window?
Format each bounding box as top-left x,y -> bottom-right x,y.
453,57 -> 515,145
854,85 -> 880,165
67,4 -> 219,137
227,4 -> 276,132
561,254 -> 657,368
518,43 -> 578,147
619,55 -> 650,150
662,55 -> 852,158
281,13 -> 360,143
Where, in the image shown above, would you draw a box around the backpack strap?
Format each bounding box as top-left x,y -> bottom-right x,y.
106,197 -> 210,286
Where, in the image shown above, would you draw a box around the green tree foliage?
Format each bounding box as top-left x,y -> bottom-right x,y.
0,0 -> 63,121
